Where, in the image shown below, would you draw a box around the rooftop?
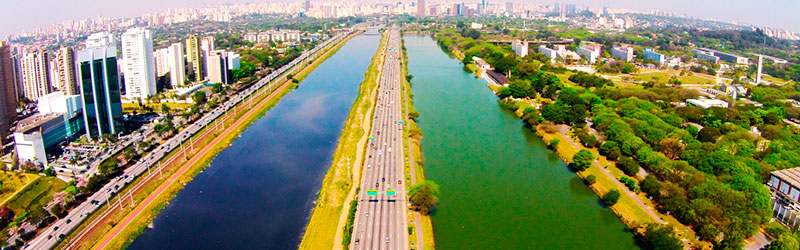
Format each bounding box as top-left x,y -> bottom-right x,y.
774,168 -> 800,189
15,113 -> 62,134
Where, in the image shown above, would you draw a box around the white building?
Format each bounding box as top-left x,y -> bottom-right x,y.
511,40 -> 528,58
121,28 -> 157,100
611,46 -> 634,62
85,31 -> 116,49
687,98 -> 729,109
37,92 -> 81,117
20,50 -> 52,101
227,52 -> 240,70
538,45 -> 557,62
167,43 -> 186,87
470,22 -> 484,29
154,48 -> 170,77
577,45 -> 601,64
207,50 -> 229,84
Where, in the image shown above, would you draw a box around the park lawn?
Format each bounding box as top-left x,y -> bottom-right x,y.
0,172 -> 39,207
632,70 -> 715,85
121,102 -> 194,114
554,72 -> 576,87
6,176 -> 67,220
762,74 -> 795,86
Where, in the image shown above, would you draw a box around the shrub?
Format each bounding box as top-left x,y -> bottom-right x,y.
548,139 -> 560,149
602,189 -> 621,206
584,174 -> 597,185
619,176 -> 640,193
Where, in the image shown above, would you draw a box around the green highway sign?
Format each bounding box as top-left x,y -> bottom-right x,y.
367,190 -> 378,196
386,190 -> 396,196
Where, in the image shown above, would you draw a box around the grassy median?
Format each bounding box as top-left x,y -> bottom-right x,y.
298,31 -> 386,250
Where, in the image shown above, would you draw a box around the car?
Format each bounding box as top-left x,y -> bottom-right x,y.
66,219 -> 71,224
382,177 -> 385,182
53,226 -> 59,231
367,164 -> 371,169
375,182 -> 379,187
398,180 -> 402,184
355,239 -> 360,245
365,212 -> 369,217
47,234 -> 53,239
385,237 -> 390,243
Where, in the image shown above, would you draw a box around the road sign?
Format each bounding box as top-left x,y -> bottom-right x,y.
386,190 -> 396,196
367,190 -> 378,196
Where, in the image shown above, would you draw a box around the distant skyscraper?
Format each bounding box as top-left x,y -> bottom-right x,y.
506,2 -> 514,14
186,35 -> 203,81
121,27 -> 157,100
167,43 -> 186,87
0,42 -> 19,143
20,50 -> 52,101
77,47 -> 123,138
417,0 -> 426,17
86,31 -> 116,49
52,47 -> 78,95
303,0 -> 311,11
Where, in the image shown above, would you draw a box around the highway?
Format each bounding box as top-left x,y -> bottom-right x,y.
350,27 -> 408,250
24,31 -> 352,250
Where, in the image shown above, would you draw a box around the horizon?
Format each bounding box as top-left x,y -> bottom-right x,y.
1,0 -> 799,40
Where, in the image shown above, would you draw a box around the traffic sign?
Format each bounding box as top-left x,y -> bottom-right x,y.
386,190 -> 396,196
367,190 -> 378,196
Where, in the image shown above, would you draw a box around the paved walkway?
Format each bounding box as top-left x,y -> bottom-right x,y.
403,63 -> 425,250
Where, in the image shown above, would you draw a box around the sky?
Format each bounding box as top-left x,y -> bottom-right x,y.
1,0 -> 799,39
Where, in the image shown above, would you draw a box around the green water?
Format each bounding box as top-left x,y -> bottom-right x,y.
405,34 -> 639,249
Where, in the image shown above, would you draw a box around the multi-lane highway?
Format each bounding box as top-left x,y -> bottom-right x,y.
24,31 -> 352,250
350,27 -> 408,250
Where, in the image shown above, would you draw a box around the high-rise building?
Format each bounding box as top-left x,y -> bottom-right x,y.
511,40 -> 528,58
154,47 -> 170,77
303,0 -> 311,11
121,27 -> 157,100
200,36 -> 215,79
52,47 -> 78,95
186,35 -> 203,81
167,43 -> 186,87
86,31 -> 116,49
417,0 -> 426,17
20,50 -> 52,101
227,52 -> 240,70
77,47 -> 123,138
0,42 -> 19,143
757,55 -> 763,84
611,46 -> 634,62
206,51 -> 229,85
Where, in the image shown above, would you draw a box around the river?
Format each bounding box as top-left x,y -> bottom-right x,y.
404,34 -> 639,249
128,32 -> 380,249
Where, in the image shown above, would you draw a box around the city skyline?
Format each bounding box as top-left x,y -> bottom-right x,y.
1,0 -> 799,40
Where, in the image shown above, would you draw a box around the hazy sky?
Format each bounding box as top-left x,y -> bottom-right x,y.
2,0 -> 799,39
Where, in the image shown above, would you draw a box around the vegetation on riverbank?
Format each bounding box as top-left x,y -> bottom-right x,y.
298,30 -> 384,250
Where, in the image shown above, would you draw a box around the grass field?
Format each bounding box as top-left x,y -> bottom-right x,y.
121,102 -> 194,114
631,70 -> 716,86
0,172 -> 40,207
298,31 -> 381,250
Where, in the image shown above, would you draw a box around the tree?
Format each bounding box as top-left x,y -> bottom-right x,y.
192,91 -> 207,104
570,149 -> 594,171
584,174 -> 597,185
44,167 -> 55,177
640,175 -> 662,199
98,158 -> 120,177
160,103 -> 170,115
659,138 -> 684,160
637,223 -> 683,250
409,181 -> 440,215
212,83 -> 224,94
497,87 -> 512,99
697,127 -> 721,143
602,189 -> 621,206
766,233 -> 799,250
548,138 -> 560,149
617,157 -> 640,176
